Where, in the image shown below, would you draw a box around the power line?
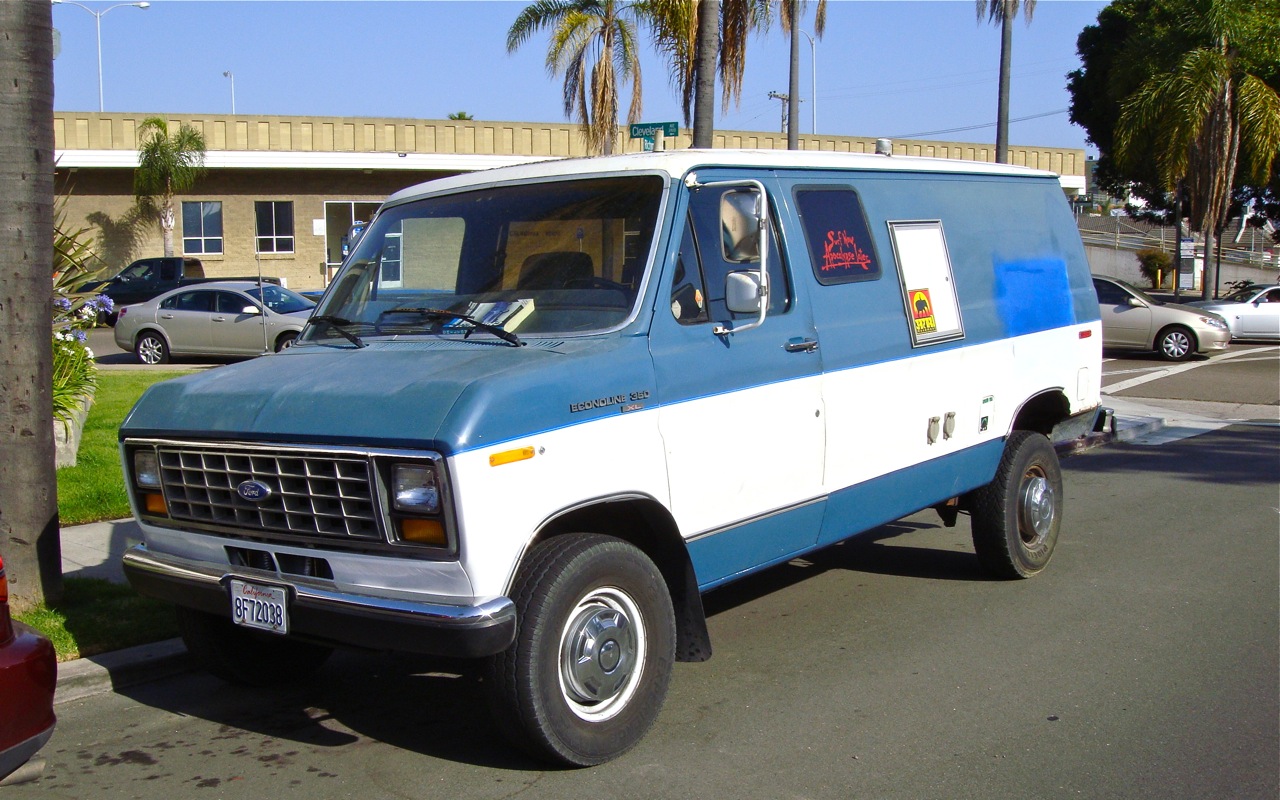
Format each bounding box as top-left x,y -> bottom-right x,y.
891,108 -> 1069,139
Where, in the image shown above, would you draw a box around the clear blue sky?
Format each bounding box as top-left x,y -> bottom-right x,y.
51,0 -> 1109,152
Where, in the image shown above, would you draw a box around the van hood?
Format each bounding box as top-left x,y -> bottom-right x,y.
120,337 -> 653,454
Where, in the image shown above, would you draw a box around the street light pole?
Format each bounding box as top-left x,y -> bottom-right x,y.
799,30 -> 816,134
51,0 -> 150,113
223,70 -> 235,114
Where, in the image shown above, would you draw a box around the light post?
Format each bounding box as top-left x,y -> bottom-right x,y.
799,29 -> 816,134
223,70 -> 235,114
52,0 -> 151,113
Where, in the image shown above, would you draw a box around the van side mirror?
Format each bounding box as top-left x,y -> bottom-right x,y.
725,271 -> 762,314
720,189 -> 763,263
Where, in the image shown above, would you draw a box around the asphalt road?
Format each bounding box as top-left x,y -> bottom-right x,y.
14,418 -> 1278,799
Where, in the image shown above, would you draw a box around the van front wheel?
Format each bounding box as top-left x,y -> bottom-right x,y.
486,534 -> 675,766
970,431 -> 1062,579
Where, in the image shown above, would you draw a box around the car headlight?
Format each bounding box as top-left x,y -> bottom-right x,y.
392,464 -> 441,513
1200,316 -> 1228,329
134,450 -> 161,488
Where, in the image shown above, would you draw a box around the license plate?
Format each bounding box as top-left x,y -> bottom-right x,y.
229,579 -> 289,635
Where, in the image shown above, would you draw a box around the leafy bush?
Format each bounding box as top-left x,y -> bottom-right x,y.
1135,248 -> 1173,288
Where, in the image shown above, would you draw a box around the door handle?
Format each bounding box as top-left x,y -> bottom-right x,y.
784,337 -> 819,353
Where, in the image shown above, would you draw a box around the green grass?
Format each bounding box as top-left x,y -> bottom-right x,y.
56,370 -> 195,524
16,577 -> 180,661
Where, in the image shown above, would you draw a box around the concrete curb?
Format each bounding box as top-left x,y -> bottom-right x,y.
55,638 -> 192,706
1055,412 -> 1167,458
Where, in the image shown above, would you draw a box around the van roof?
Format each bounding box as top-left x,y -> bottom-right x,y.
385,148 -> 1060,207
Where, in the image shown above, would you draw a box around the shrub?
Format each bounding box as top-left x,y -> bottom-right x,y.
1135,248 -> 1173,288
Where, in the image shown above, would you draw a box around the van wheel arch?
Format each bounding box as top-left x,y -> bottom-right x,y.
518,495 -> 711,664
1010,390 -> 1071,437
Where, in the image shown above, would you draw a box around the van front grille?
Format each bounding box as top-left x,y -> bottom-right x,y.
157,446 -> 381,540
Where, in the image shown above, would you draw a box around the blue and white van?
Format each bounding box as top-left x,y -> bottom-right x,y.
121,149 -> 1102,765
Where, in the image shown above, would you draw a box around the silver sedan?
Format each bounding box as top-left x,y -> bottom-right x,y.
1091,275 -> 1231,361
114,281 -> 315,364
1186,284 -> 1280,341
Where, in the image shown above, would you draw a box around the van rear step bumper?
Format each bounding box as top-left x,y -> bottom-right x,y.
122,545 -> 516,658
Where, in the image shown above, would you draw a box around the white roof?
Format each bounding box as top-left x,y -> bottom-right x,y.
384,148 -> 1061,206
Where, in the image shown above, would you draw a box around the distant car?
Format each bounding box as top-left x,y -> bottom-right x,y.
1185,284 -> 1280,341
1091,275 -> 1231,361
0,554 -> 57,783
114,282 -> 316,365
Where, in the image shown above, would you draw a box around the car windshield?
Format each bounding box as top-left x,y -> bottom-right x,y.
246,284 -> 315,314
306,175 -> 665,343
1219,285 -> 1258,302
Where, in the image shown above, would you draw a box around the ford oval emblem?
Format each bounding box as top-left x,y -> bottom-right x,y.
237,480 -> 272,502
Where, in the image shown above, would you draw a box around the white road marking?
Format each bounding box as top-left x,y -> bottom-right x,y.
1104,346 -> 1278,394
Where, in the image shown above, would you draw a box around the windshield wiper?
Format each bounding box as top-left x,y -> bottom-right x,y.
307,315 -> 367,348
380,307 -> 524,347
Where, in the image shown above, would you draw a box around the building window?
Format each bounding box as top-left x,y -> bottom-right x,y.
255,201 -> 294,253
182,201 -> 223,255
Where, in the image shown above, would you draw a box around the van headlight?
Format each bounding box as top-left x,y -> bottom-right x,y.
392,464 -> 441,513
134,450 -> 161,488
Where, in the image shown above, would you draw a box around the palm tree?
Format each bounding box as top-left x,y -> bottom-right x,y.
133,117 -> 207,258
782,0 -> 825,148
977,0 -> 1036,164
0,0 -> 63,610
1115,0 -> 1280,299
508,0 -> 647,155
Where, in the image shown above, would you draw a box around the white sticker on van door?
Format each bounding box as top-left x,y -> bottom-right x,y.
888,220 -> 964,346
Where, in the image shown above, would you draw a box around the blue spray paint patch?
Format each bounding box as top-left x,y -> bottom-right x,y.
994,257 -> 1075,337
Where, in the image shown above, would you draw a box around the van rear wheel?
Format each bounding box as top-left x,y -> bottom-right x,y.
970,431 -> 1062,579
485,534 -> 675,766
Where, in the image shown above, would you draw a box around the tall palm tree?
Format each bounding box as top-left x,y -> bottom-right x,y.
508,0 -> 647,155
0,0 -> 62,610
134,117 -> 207,258
782,0 -> 825,148
1116,0 -> 1280,299
977,0 -> 1036,164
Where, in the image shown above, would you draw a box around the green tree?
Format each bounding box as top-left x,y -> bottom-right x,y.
0,0 -> 62,611
133,117 -> 207,258
447,111 -> 475,120
1114,0 -> 1280,298
507,0 -> 649,155
977,0 -> 1036,164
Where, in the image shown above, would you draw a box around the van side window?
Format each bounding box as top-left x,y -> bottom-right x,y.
673,189 -> 790,325
670,215 -> 710,324
794,188 -> 881,285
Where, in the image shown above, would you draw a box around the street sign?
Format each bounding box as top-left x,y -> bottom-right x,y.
629,122 -> 678,139
1179,237 -> 1196,258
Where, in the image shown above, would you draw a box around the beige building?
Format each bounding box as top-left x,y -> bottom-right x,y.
55,112 -> 1087,292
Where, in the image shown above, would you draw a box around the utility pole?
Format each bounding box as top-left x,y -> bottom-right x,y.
768,91 -> 790,135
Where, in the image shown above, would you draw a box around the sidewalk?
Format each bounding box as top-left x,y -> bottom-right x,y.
53,399 -> 1173,705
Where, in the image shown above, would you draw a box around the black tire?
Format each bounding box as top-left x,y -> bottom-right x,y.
274,331 -> 298,352
485,534 -> 676,766
1156,325 -> 1195,361
970,431 -> 1063,579
134,331 -> 170,365
177,607 -> 332,687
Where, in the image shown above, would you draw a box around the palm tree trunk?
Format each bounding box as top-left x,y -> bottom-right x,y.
693,0 -> 719,148
995,9 -> 1013,163
787,2 -> 800,150
0,0 -> 63,611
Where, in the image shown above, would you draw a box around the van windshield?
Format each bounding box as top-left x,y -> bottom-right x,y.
307,175 -> 665,343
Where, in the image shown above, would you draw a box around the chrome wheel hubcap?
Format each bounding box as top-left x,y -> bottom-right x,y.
559,587 -> 645,722
1018,468 -> 1055,545
138,338 -> 163,364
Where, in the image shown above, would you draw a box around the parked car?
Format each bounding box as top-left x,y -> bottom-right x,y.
0,554 -> 57,783
79,257 -> 282,325
1092,275 -> 1230,361
114,281 -> 316,365
1185,284 -> 1280,341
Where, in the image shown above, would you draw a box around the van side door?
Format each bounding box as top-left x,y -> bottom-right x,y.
649,175 -> 825,587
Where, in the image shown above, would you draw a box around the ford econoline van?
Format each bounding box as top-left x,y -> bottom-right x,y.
121,149 -> 1102,765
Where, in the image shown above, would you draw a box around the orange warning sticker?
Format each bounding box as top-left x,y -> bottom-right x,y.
910,288 -> 937,335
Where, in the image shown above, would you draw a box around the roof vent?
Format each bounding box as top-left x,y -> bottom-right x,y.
875,138 -> 893,156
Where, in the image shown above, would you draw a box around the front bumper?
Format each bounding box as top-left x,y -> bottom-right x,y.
122,544 -> 516,658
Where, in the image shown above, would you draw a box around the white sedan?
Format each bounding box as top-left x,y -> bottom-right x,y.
114,281 -> 315,364
1188,284 -> 1280,341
